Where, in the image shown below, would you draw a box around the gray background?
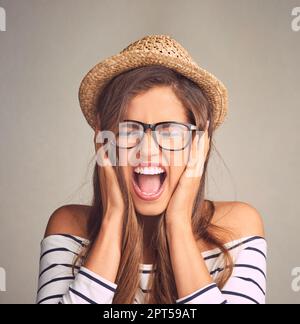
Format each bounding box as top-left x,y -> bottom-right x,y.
0,0 -> 299,304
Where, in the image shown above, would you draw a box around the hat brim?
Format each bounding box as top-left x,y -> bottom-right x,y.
79,51 -> 227,131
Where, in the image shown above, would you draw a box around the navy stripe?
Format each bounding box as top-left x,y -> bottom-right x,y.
139,269 -> 155,274
39,264 -> 80,278
204,236 -> 266,261
176,284 -> 217,304
210,267 -> 224,276
40,248 -> 79,260
78,270 -> 116,292
210,264 -> 266,279
205,253 -> 224,261
37,294 -> 63,304
222,290 -> 260,304
234,264 -> 266,279
221,300 -> 228,304
234,276 -> 265,295
69,287 -> 97,304
58,234 -> 88,246
244,247 -> 266,260
38,276 -> 75,294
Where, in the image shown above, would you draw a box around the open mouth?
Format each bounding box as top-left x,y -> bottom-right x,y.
132,165 -> 167,201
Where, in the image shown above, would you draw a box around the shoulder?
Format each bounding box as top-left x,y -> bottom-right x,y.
44,204 -> 91,239
211,200 -> 266,240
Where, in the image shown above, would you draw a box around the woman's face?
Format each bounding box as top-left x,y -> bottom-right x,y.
119,85 -> 205,217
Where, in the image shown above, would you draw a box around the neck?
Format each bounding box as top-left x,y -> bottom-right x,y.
136,212 -> 162,264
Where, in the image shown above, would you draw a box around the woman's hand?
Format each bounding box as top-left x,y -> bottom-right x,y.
164,122 -> 216,299
94,129 -> 125,222
82,129 -> 125,283
165,121 -> 210,229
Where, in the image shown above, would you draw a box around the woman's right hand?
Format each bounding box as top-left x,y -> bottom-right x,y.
82,129 -> 124,283
94,129 -> 125,223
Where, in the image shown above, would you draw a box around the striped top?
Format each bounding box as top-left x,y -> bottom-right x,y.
36,234 -> 267,304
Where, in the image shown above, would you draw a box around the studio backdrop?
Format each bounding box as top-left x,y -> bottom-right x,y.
0,0 -> 299,304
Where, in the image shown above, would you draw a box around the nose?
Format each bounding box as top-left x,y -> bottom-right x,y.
138,129 -> 160,160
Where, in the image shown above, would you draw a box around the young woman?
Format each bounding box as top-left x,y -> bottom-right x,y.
36,35 -> 267,304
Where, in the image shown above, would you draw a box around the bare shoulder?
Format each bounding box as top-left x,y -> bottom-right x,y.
44,204 -> 91,239
211,200 -> 266,240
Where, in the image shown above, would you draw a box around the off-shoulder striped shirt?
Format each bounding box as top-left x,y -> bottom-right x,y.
36,234 -> 267,304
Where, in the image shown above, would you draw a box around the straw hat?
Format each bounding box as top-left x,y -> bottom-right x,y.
78,34 -> 228,130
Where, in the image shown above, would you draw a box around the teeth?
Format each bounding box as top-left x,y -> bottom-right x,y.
134,166 -> 165,175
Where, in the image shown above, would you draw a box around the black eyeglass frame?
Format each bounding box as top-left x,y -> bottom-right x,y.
112,119 -> 202,151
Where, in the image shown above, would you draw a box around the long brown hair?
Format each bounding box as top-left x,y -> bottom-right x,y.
74,65 -> 234,303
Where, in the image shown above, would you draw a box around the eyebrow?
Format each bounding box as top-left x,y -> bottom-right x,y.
121,119 -> 190,124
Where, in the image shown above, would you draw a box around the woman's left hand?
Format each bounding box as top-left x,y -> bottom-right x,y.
165,121 -> 210,228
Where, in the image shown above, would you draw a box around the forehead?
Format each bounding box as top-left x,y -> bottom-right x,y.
124,86 -> 189,123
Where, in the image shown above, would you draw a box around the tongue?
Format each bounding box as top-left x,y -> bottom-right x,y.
137,174 -> 161,194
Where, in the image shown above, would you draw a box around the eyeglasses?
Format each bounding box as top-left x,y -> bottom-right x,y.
112,119 -> 201,151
